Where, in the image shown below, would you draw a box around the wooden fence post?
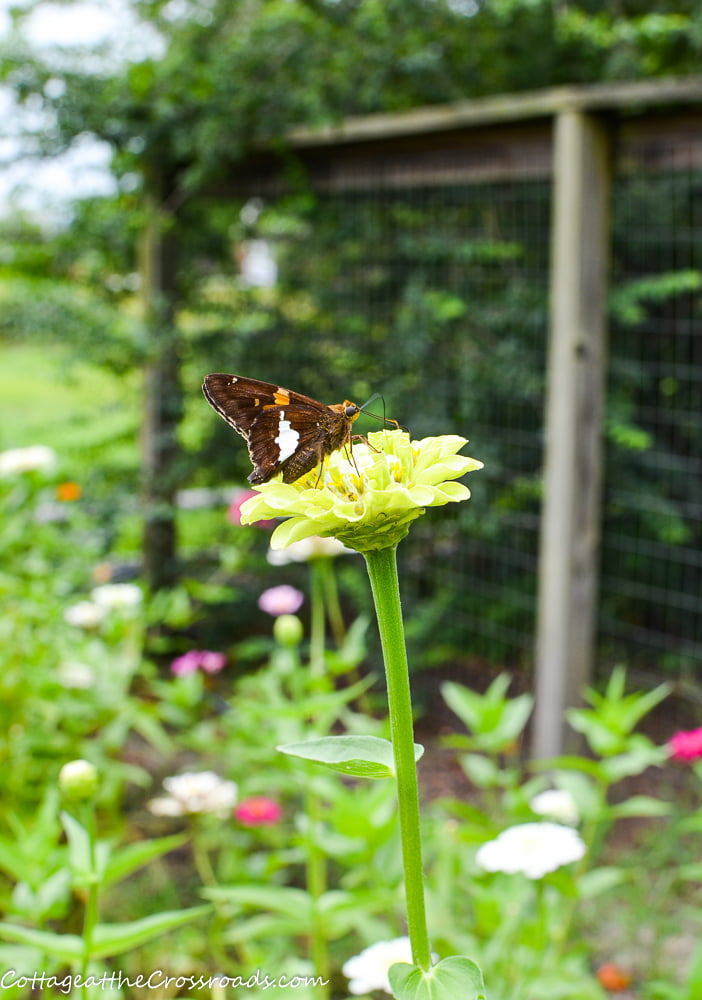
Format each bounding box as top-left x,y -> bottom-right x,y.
532,108 -> 612,758
139,181 -> 182,591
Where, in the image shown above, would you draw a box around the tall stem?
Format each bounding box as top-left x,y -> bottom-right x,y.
363,545 -> 431,971
305,775 -> 330,997
78,805 -> 99,987
309,560 -> 327,679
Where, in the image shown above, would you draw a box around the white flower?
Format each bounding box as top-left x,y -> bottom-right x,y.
530,789 -> 580,826
64,601 -> 107,629
147,771 -> 238,818
91,583 -> 143,609
476,822 -> 586,880
0,445 -> 57,475
266,535 -> 354,565
342,937 -> 413,996
57,661 -> 95,689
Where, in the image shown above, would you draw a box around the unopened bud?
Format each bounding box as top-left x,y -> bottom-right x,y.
59,759 -> 99,801
273,614 -> 304,647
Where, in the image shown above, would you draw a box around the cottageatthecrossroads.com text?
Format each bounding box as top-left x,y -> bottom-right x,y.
0,970 -> 329,993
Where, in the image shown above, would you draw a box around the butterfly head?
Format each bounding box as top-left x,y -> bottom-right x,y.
343,401 -> 362,422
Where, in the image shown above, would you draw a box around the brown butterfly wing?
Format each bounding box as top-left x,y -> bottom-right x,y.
246,403 -> 342,484
202,374 -> 319,436
202,373 -> 347,484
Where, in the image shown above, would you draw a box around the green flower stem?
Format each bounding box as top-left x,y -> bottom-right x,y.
309,560 -> 327,679
304,774 -> 330,997
317,557 -> 346,647
363,545 -> 432,972
78,805 -> 99,986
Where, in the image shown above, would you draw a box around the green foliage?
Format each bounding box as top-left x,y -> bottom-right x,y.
1,441 -> 700,996
3,0 -> 701,669
278,735 -> 424,779
389,956 -> 486,1000
442,674 -> 534,755
566,665 -> 671,759
5,0 -> 702,199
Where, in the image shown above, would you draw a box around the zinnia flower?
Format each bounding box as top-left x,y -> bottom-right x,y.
64,601 -> 107,629
234,797 -> 283,827
668,727 -> 702,762
596,963 -> 631,992
57,661 -> 95,689
476,822 -> 586,879
530,788 -> 580,826
170,649 -> 227,676
342,937 -> 414,996
240,430 -> 481,554
147,771 -> 238,817
91,583 -> 143,610
55,481 -> 82,501
258,584 -> 304,616
0,445 -> 57,475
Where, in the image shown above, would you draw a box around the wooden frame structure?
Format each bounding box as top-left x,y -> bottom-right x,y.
141,76 -> 702,755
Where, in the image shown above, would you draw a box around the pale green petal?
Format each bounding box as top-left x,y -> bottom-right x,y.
271,517 -> 329,548
430,482 -> 472,503
243,429 -> 481,552
417,459 -> 476,486
239,494 -> 274,524
404,485 -> 437,507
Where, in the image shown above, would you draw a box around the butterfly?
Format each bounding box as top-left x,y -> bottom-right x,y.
203,374 -> 390,485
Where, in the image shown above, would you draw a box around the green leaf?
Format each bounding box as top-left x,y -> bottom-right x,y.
531,755 -> 604,778
608,795 -> 671,818
60,812 -> 93,880
599,742 -> 668,782
441,677 -> 533,753
459,753 -> 500,788
90,906 -> 210,959
577,866 -> 627,898
277,735 -> 424,779
205,885 -> 312,922
0,923 -> 83,963
389,956 -> 486,1000
103,834 -> 187,888
681,941 -> 702,1000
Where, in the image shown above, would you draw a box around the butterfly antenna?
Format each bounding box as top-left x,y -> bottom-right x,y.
359,393 -> 405,432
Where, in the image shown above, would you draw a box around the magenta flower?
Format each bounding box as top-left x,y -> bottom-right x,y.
668,727 -> 702,762
227,491 -> 276,529
234,797 -> 283,827
257,585 -> 304,616
171,649 -> 227,676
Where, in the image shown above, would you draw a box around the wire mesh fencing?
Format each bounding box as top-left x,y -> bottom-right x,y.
214,105 -> 702,681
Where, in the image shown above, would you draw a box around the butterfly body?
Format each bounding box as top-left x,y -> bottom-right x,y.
203,374 -> 361,484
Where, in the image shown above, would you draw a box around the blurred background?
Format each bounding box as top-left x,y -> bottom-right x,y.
3,0 -> 701,697
3,3 -> 702,996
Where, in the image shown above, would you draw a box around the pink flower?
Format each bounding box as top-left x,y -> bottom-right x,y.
668,727 -> 702,762
258,585 -> 304,616
227,491 -> 276,529
234,797 -> 283,827
171,649 -> 227,676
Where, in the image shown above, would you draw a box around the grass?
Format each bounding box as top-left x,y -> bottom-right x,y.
0,341 -> 140,456
0,341 -> 236,557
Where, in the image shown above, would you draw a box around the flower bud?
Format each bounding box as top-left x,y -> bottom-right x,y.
273,614 -> 304,647
59,759 -> 99,802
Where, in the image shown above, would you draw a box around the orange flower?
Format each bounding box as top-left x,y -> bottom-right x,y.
596,963 -> 631,992
56,481 -> 82,502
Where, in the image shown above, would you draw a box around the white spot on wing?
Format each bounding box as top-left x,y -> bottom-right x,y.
275,412 -> 300,462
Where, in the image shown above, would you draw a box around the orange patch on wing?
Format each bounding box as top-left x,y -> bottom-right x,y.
274,389 -> 290,405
